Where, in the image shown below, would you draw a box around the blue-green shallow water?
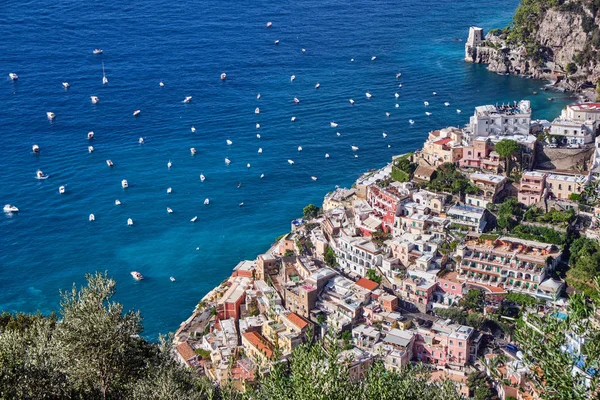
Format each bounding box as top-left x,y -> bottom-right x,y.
0,0 -> 573,339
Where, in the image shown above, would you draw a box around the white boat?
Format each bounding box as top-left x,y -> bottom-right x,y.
190,147 -> 196,155
398,84 -> 403,88
200,174 -> 206,182
315,83 -> 320,89
301,48 -> 306,53
190,216 -> 197,223
386,112 -> 390,117
133,110 -> 141,117
256,123 -> 260,129
183,96 -> 192,103
371,56 -> 376,61
121,179 -> 128,188
93,48 -> 103,55
36,170 -> 47,179
444,102 -> 450,106
130,271 -> 143,280
409,119 -> 415,125
274,40 -> 279,45
167,160 -> 172,169
258,148 -> 263,154
226,139 -> 233,145
88,146 -> 94,153
256,133 -> 261,139
365,92 -> 372,99
330,122 -> 338,128
394,93 -> 400,99
32,144 -> 40,153
425,112 -> 432,116
247,163 -> 251,168
336,132 -> 341,137
351,145 -> 359,151
139,137 -> 144,144
191,126 -> 196,133
106,159 -> 114,167
59,185 -> 65,194
325,153 -> 330,158
256,93 -> 261,99
88,131 -> 94,139
220,73 -> 227,81
239,202 -> 244,207
170,276 -> 176,282
311,176 -> 318,181
433,92 -> 437,96
91,96 -> 99,104
260,173 -> 264,178
255,107 -> 260,114
159,81 -> 165,87
167,207 -> 173,214
290,75 -> 295,82
102,62 -> 108,84
291,116 -> 296,122
382,132 -> 387,138
62,82 -> 70,89
127,218 -> 134,226
288,159 -> 294,165
266,21 -> 272,28
424,101 -> 429,106
349,99 -> 354,105
395,104 -> 399,108
350,58 -> 354,62
167,187 -> 172,194
204,198 -> 210,205
298,146 -> 302,152
456,109 -> 462,114
9,73 -> 18,80
89,213 -> 95,221
3,204 -> 19,213
293,97 -> 300,104
115,199 -> 121,205
47,112 -> 55,120
225,158 -> 231,165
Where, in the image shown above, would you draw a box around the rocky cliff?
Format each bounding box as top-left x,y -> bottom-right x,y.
466,0 -> 600,94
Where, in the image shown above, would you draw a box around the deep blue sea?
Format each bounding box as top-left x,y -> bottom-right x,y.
0,0 -> 574,338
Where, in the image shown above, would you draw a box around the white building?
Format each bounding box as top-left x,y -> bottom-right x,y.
446,205 -> 488,233
334,234 -> 383,277
561,103 -> 600,123
549,118 -> 595,146
469,100 -> 531,138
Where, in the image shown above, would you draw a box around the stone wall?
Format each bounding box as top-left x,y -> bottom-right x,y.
534,145 -> 594,171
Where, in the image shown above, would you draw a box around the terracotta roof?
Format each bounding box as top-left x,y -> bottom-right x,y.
434,137 -> 452,145
287,312 -> 309,330
242,331 -> 274,358
177,342 -> 197,362
414,165 -> 436,178
356,278 -> 379,292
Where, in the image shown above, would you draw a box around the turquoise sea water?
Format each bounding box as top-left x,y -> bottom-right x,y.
0,0 -> 573,338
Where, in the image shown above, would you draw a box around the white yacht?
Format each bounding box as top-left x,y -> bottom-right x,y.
190,216 -> 197,223
424,101 -> 429,106
247,163 -> 251,168
62,82 -> 70,89
59,186 -> 66,194
256,93 -> 261,99
349,99 -> 354,105
200,174 -> 206,182
3,204 -> 19,213
371,56 -> 376,61
425,112 -> 432,116
444,102 -> 450,106
167,207 -> 173,214
255,107 -> 260,114
159,81 -> 165,87
88,146 -> 94,153
167,187 -> 172,194
291,116 -> 296,122
106,160 -> 114,167
102,62 -> 108,84
204,198 -> 210,205
433,91 -> 437,95
170,276 -> 176,282
274,40 -> 279,45
133,110 -> 141,117
258,148 -> 263,154
382,132 -> 387,138
256,123 -> 260,129
139,137 -> 144,144
288,159 -> 294,165
167,160 -> 172,169
256,133 -> 261,139
115,199 -> 121,205
36,170 -> 47,179
32,144 -> 40,153
89,214 -> 95,221
9,73 -> 18,81
91,96 -> 99,104
121,179 -> 129,188
311,176 -> 318,181
325,153 -> 330,158
266,21 -> 272,28
225,158 -> 231,165
409,119 -> 415,125
190,148 -> 196,155
191,126 -> 196,133
395,104 -> 400,108
330,122 -> 338,128
183,96 -> 192,103
88,131 -> 94,139
298,146 -> 302,152
351,145 -> 359,151
47,112 -> 56,120
127,218 -> 134,226
456,109 -> 462,114
315,82 -> 320,89
290,75 -> 295,82
395,93 -> 399,99
396,73 -> 402,78
93,49 -> 103,55
365,92 -> 372,99
293,97 -> 300,104
260,173 -> 264,178
226,139 -> 233,145
301,48 -> 306,53
220,73 -> 227,80
239,202 -> 244,207
336,132 -> 341,137
130,271 -> 143,280
386,112 -> 390,117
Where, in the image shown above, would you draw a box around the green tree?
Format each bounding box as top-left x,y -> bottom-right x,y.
325,246 -> 337,267
284,249 -> 296,257
460,289 -> 485,312
366,269 -> 382,284
495,139 -> 521,173
303,204 -> 320,220
565,62 -> 578,75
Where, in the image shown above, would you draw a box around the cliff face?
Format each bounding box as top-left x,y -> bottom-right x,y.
467,0 -> 600,92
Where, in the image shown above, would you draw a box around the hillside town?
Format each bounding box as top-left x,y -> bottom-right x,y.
173,99 -> 600,399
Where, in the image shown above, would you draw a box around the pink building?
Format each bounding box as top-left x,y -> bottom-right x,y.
367,185 -> 406,233
518,171 -> 546,206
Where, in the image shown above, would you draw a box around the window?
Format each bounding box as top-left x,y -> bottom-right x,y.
558,184 -> 562,190
451,285 -> 456,290
459,342 -> 463,347
568,185 -> 572,191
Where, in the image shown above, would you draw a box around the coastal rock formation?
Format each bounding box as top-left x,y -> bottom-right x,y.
465,0 -> 600,93
535,144 -> 594,170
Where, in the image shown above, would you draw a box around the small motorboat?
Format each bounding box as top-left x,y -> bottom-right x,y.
36,170 -> 48,179
200,174 -> 206,182
170,276 -> 176,282
59,185 -> 66,194
226,139 -> 233,145
425,112 -> 432,116
409,119 -> 415,125
274,40 -> 279,45
371,56 -> 376,61
237,182 -> 242,188
315,82 -> 320,89
167,207 -> 173,214
191,126 -> 196,133
159,81 -> 165,87
293,97 -> 300,104
349,99 -> 354,105
424,101 -> 429,106
139,137 -> 144,144
290,75 -> 296,82
256,93 -> 261,99
190,147 -> 196,155
386,112 -> 390,117
247,163 -> 251,168
395,104 -> 399,108
133,110 -> 141,117
88,146 -> 94,153
115,199 -> 121,205
350,58 -> 354,61
396,72 -> 402,78
121,179 -> 128,188
167,160 -> 172,169
444,102 -> 450,107
266,21 -> 273,28
102,76 -> 108,85
382,132 -> 387,138
351,145 -> 359,151
47,112 -> 56,120
62,82 -> 70,89
548,97 -> 554,101
433,92 -> 437,96
291,116 -> 296,122
127,218 -> 134,226
298,146 -> 302,151
190,216 -> 197,223
398,84 -> 403,88
89,214 -> 95,221
167,187 -> 172,194
288,159 -> 295,165
336,132 -> 341,137
3,204 -> 19,213
256,123 -> 260,129
88,131 -> 94,139
456,109 -> 462,114
9,73 -> 18,80
91,96 -> 99,104
220,73 -> 227,81
130,271 -> 143,280
204,198 -> 210,205
260,173 -> 264,178
330,122 -> 338,128
32,144 -> 40,153
183,96 -> 192,103
255,107 -> 260,114
365,92 -> 372,99
239,202 -> 244,207
258,148 -> 263,154
311,176 -> 318,181
395,93 -> 399,99
325,153 -> 330,158
93,49 -> 103,55
256,133 -> 261,139
225,158 -> 231,165
106,160 -> 114,167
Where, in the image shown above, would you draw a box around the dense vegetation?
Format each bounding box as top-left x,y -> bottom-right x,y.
427,163 -> 479,195
567,237 -> 600,299
391,153 -> 417,183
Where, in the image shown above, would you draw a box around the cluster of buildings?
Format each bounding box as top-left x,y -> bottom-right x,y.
173,99 -> 600,398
